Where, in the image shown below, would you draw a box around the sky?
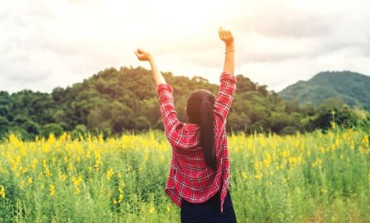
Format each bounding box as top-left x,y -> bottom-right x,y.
1,0 -> 369,93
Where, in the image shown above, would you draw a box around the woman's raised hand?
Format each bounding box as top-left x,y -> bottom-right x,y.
219,28 -> 234,74
135,48 -> 152,61
134,48 -> 166,84
219,28 -> 234,47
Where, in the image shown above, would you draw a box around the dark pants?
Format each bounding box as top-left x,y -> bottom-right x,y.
181,191 -> 237,223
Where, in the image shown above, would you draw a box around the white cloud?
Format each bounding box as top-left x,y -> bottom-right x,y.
0,0 -> 369,93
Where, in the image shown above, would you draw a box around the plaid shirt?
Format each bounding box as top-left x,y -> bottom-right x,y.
157,72 -> 236,213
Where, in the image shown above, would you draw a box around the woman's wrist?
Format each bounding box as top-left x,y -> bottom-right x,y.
225,49 -> 235,54
225,43 -> 234,52
225,42 -> 234,48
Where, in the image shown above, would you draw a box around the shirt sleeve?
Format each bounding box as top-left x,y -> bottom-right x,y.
213,72 -> 237,129
157,84 -> 186,148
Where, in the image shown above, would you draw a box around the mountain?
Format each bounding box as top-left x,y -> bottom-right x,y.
279,71 -> 370,109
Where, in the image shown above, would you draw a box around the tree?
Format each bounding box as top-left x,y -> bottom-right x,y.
71,124 -> 88,139
43,123 -> 64,138
227,112 -> 250,132
22,120 -> 41,140
134,116 -> 151,131
0,116 -> 10,138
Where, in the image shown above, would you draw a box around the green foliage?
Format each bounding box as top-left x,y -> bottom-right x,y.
134,116 -> 151,131
21,120 -> 41,140
0,68 -> 369,138
42,123 -> 64,138
0,116 -> 10,139
71,124 -> 88,139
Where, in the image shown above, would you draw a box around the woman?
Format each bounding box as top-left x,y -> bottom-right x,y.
135,28 -> 237,223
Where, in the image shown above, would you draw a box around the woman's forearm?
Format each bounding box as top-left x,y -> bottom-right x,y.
219,28 -> 235,74
223,43 -> 235,74
135,48 -> 166,85
149,57 -> 166,85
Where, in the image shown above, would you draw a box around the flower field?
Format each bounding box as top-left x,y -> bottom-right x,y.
0,129 -> 369,222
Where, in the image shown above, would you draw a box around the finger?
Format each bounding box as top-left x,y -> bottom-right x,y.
135,51 -> 142,58
223,30 -> 232,40
225,31 -> 231,39
229,32 -> 234,41
220,30 -> 226,40
229,32 -> 234,40
219,27 -> 224,38
138,48 -> 148,55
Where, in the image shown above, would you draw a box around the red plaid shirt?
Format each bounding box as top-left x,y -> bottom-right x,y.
157,72 -> 236,212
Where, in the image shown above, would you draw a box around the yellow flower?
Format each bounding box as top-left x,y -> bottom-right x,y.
72,176 -> 83,187
255,172 -> 263,180
331,122 -> 336,129
363,135 -> 369,148
106,168 -> 114,181
242,172 -> 248,180
27,177 -> 33,185
0,185 -> 5,198
74,187 -> 80,195
31,159 -> 38,169
59,173 -> 68,182
263,152 -> 271,168
149,207 -> 155,214
311,159 -> 323,168
118,194 -> 124,203
50,185 -> 56,197
19,180 -> 25,189
68,162 -> 74,171
71,176 -> 83,195
45,168 -> 52,177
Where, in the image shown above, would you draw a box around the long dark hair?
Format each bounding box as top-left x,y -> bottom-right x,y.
186,89 -> 217,170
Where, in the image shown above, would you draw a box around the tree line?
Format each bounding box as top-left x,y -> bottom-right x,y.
0,67 -> 369,140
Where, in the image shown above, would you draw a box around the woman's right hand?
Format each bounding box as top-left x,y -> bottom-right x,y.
219,28 -> 234,47
135,48 -> 152,62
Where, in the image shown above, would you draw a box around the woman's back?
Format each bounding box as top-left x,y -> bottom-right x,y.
157,72 -> 236,212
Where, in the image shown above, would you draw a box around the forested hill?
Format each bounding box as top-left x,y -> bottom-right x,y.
0,67 -> 369,139
0,66 -> 266,137
279,71 -> 370,109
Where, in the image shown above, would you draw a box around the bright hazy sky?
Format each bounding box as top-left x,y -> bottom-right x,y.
1,0 -> 369,93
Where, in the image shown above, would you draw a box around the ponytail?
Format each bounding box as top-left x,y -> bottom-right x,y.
200,100 -> 217,170
186,89 -> 217,171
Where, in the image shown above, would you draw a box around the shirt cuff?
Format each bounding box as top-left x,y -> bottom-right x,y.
220,72 -> 236,82
157,83 -> 173,94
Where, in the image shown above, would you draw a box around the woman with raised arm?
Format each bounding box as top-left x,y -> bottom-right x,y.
135,28 -> 237,223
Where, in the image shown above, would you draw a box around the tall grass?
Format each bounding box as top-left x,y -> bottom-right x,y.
0,129 -> 369,222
